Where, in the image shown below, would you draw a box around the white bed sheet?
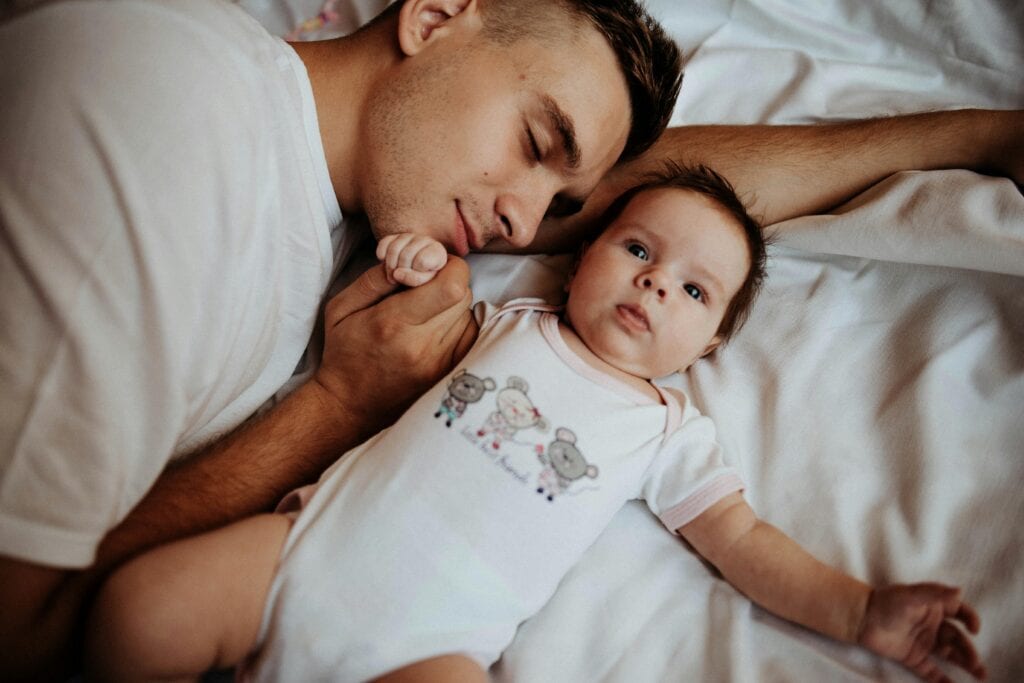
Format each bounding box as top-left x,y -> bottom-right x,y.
241,1 -> 1024,681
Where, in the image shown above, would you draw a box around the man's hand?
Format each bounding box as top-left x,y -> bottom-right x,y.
858,583 -> 986,683
314,256 -> 476,441
376,233 -> 448,287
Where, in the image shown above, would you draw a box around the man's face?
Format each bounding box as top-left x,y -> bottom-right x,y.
358,15 -> 631,254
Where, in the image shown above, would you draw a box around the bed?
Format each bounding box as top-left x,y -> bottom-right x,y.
241,1 -> 1024,680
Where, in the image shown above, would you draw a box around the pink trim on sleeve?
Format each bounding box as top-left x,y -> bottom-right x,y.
276,482 -> 320,514
659,472 -> 745,532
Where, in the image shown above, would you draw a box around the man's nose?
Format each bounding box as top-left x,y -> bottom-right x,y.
493,184 -> 555,249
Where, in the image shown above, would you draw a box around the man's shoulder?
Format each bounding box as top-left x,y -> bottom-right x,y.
2,0 -> 299,194
3,0 -> 279,98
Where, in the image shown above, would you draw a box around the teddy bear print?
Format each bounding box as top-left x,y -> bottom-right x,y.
536,428 -> 599,502
434,369 -> 496,427
475,376 -> 548,450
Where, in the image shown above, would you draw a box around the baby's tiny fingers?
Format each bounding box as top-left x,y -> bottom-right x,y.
375,234 -> 399,261
397,236 -> 434,272
385,234 -> 416,274
412,241 -> 448,272
912,657 -> 948,683
393,267 -> 438,288
937,623 -> 985,679
954,601 -> 981,634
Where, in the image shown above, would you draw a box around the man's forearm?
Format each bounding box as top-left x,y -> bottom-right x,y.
0,380 -> 360,681
522,108 -> 1022,253
92,379 -> 361,576
644,109 -> 1021,226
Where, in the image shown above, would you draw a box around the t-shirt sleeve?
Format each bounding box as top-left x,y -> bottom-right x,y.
0,1 -> 255,568
0,54 -> 188,569
641,405 -> 745,534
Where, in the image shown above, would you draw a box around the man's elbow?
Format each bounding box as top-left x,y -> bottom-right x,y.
0,556 -> 79,682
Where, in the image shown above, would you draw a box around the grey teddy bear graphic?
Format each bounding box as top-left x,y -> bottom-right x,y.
536,427 -> 599,502
435,369 -> 496,427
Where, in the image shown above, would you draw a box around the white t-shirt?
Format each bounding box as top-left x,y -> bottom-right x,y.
0,0 -> 355,568
249,300 -> 743,680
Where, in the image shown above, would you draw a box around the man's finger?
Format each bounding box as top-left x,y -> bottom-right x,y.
325,264 -> 399,325
384,257 -> 471,325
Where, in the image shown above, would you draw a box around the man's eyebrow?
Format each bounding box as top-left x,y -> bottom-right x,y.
541,94 -> 581,170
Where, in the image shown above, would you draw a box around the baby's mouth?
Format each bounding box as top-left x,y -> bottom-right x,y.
616,304 -> 650,332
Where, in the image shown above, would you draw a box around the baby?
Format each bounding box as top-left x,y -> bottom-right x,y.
87,165 -> 985,683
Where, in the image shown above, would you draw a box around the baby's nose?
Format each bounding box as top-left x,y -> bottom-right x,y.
640,275 -> 668,298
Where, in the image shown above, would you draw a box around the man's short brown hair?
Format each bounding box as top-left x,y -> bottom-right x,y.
478,0 -> 683,162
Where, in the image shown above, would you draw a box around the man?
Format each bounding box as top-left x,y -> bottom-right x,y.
0,0 -> 677,677
0,0 -> 1020,679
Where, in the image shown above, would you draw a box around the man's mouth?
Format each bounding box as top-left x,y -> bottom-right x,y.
453,201 -> 477,256
616,304 -> 650,332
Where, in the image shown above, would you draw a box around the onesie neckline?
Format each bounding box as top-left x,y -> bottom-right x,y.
538,312 -> 663,407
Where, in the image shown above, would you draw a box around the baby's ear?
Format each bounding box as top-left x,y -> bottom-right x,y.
680,335 -> 723,373
700,335 -> 723,359
564,242 -> 590,292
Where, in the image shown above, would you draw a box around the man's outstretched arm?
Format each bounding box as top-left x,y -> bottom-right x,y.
522,108 -> 1023,253
0,259 -> 478,681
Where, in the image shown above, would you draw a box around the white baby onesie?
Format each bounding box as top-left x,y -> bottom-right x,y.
249,299 -> 744,681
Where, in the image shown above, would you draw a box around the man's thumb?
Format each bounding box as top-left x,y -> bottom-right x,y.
324,264 -> 398,325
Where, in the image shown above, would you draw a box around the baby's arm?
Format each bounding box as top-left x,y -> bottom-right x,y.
376,234 -> 449,287
679,493 -> 986,683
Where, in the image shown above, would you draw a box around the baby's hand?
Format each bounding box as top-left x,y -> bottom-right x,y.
858,583 -> 986,683
376,234 -> 448,287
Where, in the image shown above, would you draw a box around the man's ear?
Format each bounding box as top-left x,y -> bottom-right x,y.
397,0 -> 479,56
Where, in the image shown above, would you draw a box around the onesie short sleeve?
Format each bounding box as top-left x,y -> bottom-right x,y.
641,395 -> 745,533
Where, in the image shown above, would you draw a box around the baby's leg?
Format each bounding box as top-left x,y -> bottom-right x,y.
373,654 -> 488,683
86,513 -> 291,682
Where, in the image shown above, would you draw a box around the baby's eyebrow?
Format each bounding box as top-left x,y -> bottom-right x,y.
540,94 -> 581,171
694,265 -> 726,300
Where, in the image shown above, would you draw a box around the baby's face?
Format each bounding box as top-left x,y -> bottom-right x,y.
566,187 -> 750,379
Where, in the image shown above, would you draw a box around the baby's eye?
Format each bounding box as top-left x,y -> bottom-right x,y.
626,242 -> 649,260
683,283 -> 703,301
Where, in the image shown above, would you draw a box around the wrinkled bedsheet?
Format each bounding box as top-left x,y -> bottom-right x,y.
242,1 -> 1024,680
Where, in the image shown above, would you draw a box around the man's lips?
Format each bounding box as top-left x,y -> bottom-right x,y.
616,304 -> 650,332
454,201 -> 481,256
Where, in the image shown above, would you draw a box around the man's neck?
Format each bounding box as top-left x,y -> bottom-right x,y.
289,15 -> 400,215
